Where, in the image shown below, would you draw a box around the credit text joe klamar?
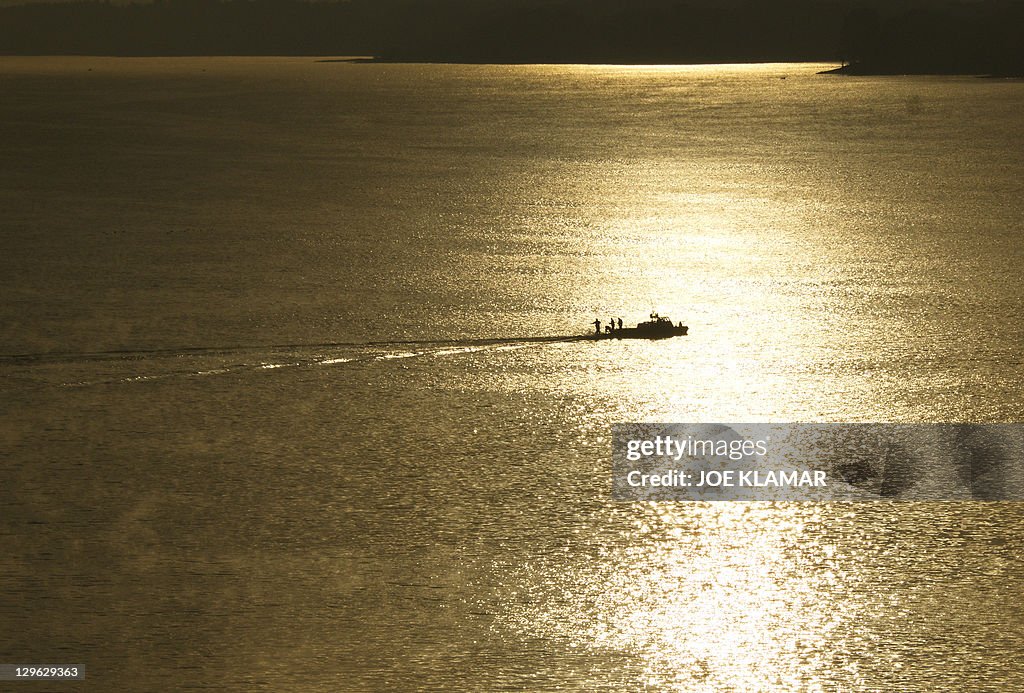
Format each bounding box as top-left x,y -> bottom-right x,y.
624,435 -> 828,488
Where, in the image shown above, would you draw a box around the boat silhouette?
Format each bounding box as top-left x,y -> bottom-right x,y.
590,313 -> 688,340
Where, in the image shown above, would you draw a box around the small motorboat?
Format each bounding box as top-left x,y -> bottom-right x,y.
590,313 -> 688,340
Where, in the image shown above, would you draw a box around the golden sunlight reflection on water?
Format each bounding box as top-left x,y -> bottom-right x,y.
501,504 -> 860,691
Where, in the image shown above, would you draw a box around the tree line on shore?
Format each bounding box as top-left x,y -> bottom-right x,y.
0,0 -> 1020,74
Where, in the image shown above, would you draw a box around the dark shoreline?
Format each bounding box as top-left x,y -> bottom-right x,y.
819,64 -> 1024,78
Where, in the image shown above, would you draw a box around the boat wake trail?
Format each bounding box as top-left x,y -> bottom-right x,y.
0,335 -> 589,365
0,334 -> 590,387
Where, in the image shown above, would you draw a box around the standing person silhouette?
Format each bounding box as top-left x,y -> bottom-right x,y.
609,317 -> 615,332
617,318 -> 623,330
593,319 -> 601,334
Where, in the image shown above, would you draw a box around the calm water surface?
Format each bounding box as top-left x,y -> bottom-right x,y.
1,58 -> 1023,691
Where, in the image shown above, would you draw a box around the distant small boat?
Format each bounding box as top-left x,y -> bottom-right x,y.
590,313 -> 688,340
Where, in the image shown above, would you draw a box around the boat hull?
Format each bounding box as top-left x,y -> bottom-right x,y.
590,325 -> 688,340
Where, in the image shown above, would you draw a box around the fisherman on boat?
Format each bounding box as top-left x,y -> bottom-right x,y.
590,312 -> 688,339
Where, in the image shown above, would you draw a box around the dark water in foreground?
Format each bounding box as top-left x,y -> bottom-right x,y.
2,58 -> 1023,690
